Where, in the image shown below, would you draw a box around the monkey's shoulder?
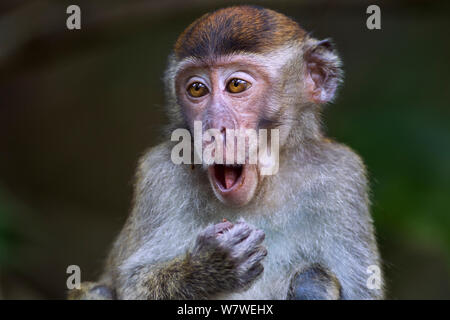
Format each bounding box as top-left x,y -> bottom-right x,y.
285,139 -> 370,207
308,139 -> 371,214
316,139 -> 368,183
135,142 -> 184,183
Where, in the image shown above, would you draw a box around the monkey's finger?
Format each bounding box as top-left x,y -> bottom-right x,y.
247,245 -> 268,261
242,263 -> 264,287
238,244 -> 267,267
214,221 -> 234,235
220,222 -> 252,246
235,228 -> 265,254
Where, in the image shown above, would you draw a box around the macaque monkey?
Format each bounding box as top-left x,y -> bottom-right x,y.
69,5 -> 384,300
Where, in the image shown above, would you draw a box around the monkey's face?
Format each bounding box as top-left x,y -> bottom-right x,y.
175,55 -> 282,207
168,6 -> 342,207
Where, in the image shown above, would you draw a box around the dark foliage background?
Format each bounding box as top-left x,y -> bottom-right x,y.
0,0 -> 449,299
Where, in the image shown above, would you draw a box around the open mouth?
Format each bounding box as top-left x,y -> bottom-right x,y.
207,163 -> 258,207
211,164 -> 244,191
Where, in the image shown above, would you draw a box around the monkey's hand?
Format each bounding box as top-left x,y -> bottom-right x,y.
141,220 -> 266,299
288,264 -> 341,300
193,219 -> 267,292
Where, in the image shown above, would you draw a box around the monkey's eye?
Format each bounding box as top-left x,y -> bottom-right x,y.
187,82 -> 209,98
227,78 -> 251,94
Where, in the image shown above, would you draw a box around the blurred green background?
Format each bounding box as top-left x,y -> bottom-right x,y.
0,0 -> 449,299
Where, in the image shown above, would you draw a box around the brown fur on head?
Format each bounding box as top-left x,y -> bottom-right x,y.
174,5 -> 306,60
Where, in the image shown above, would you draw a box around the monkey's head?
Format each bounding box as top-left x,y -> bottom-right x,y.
165,6 -> 342,207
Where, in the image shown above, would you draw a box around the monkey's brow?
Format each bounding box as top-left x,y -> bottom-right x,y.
179,57 -> 264,72
177,62 -> 268,84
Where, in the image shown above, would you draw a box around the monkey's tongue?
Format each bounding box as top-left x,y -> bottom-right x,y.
214,165 -> 243,190
224,166 -> 239,189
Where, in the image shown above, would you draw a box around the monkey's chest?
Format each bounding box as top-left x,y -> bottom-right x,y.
218,229 -> 302,300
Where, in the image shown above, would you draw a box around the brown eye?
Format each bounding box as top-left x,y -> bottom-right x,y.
187,82 -> 208,97
227,78 -> 251,93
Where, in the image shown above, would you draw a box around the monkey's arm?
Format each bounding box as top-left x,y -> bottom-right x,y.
286,143 -> 383,300
121,248 -> 238,299
114,221 -> 266,300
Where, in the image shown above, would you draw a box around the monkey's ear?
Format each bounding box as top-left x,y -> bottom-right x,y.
303,39 -> 343,104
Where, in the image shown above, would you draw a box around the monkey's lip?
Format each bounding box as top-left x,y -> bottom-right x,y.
209,164 -> 244,192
